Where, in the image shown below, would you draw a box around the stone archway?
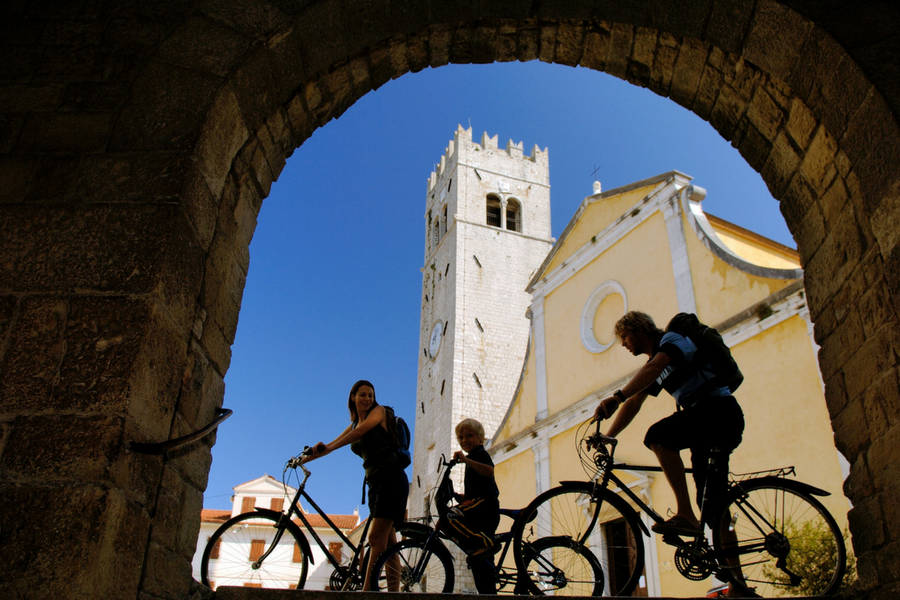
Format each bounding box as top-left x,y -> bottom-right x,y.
1,2 -> 898,598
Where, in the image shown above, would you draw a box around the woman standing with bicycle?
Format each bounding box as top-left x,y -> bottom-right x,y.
304,380 -> 409,591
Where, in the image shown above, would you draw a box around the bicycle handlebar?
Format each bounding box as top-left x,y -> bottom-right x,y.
585,419 -> 618,453
286,446 -> 314,474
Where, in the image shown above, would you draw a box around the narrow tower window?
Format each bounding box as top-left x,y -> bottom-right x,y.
486,195 -> 501,227
506,198 -> 521,232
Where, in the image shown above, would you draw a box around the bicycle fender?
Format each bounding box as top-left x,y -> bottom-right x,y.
253,508 -> 316,564
732,476 -> 832,498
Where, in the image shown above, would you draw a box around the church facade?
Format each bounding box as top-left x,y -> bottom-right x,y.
489,171 -> 851,596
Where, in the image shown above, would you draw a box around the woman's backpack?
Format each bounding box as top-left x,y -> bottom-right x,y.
383,405 -> 412,468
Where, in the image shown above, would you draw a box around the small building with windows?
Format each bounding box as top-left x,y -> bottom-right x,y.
489,171 -> 852,597
191,475 -> 360,591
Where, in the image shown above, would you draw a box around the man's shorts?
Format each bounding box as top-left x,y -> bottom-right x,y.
366,464 -> 409,525
644,395 -> 745,512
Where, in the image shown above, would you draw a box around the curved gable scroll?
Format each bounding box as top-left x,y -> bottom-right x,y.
679,185 -> 804,281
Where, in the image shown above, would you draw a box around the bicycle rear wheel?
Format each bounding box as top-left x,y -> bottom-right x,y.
200,512 -> 309,590
522,535 -> 605,596
371,537 -> 455,593
712,479 -> 847,597
512,483 -> 645,596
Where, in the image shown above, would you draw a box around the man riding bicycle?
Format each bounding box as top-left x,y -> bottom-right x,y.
594,311 -> 755,598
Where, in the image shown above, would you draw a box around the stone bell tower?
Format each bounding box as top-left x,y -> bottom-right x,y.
410,125 -> 553,521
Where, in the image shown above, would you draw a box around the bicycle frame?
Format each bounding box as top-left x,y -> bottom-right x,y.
401,456 -> 529,593
259,461 -> 372,588
582,429 -> 830,577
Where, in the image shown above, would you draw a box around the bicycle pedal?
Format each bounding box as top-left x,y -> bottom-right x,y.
662,534 -> 691,545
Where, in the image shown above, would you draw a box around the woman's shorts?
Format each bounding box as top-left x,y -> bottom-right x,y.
367,465 -> 409,525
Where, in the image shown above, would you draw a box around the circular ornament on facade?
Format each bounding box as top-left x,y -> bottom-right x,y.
429,320 -> 444,358
580,281 -> 627,353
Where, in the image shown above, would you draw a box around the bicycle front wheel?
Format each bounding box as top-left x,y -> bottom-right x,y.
523,535 -> 605,596
712,479 -> 847,597
200,512 -> 309,590
512,483 -> 645,596
371,538 -> 454,593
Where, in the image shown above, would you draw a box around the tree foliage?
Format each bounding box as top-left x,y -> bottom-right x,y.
763,520 -> 856,596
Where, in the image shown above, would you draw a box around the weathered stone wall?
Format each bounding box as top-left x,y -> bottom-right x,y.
1,1 -> 899,598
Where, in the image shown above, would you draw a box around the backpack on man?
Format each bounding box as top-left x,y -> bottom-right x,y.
665,313 -> 744,395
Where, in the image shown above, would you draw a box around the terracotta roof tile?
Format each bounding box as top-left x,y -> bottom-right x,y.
201,509 -> 231,524
201,508 -> 358,530
294,514 -> 359,530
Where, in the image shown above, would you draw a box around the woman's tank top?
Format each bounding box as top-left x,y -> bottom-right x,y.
350,421 -> 400,478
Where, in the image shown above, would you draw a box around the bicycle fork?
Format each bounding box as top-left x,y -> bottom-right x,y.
252,514 -> 291,569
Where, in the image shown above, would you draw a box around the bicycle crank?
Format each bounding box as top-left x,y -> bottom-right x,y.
330,567 -> 362,591
674,546 -> 716,581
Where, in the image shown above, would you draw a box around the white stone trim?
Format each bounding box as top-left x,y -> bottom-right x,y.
453,216 -> 553,244
533,296 -> 549,422
721,289 -> 807,347
680,186 -> 803,280
534,434 -> 551,497
580,280 -> 627,353
661,190 -> 697,313
529,176 -> 688,298
457,162 -> 550,189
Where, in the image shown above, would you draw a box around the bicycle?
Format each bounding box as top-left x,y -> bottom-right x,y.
511,419 -> 848,597
200,447 -> 372,591
371,455 -> 605,595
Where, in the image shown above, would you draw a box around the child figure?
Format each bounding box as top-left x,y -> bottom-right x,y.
440,418 -> 501,594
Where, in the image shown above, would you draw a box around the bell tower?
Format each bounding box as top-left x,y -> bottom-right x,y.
410,125 -> 554,521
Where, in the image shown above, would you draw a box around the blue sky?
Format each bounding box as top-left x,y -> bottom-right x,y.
203,61 -> 794,517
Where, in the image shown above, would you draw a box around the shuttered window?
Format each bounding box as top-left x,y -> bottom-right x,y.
250,539 -> 265,562
329,542 -> 343,564
270,498 -> 284,512
208,537 -> 221,560
241,496 -> 256,513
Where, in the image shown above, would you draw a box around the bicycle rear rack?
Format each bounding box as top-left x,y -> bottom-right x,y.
129,408 -> 232,455
730,465 -> 796,482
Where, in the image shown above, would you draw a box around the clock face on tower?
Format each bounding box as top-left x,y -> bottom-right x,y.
429,321 -> 443,358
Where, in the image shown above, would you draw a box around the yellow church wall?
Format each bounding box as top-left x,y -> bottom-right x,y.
544,183 -> 661,275
708,217 -> 800,270
684,213 -> 797,326
494,448 -> 536,573
548,426 -> 585,484
542,212 -> 680,416
495,447 -> 536,511
495,335 -> 538,442
727,315 -> 849,524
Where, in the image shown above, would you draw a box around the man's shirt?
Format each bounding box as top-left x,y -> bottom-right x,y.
645,331 -> 731,407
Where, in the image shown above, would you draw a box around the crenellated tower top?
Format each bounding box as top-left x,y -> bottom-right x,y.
423,124 -> 552,263
427,125 -> 549,193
